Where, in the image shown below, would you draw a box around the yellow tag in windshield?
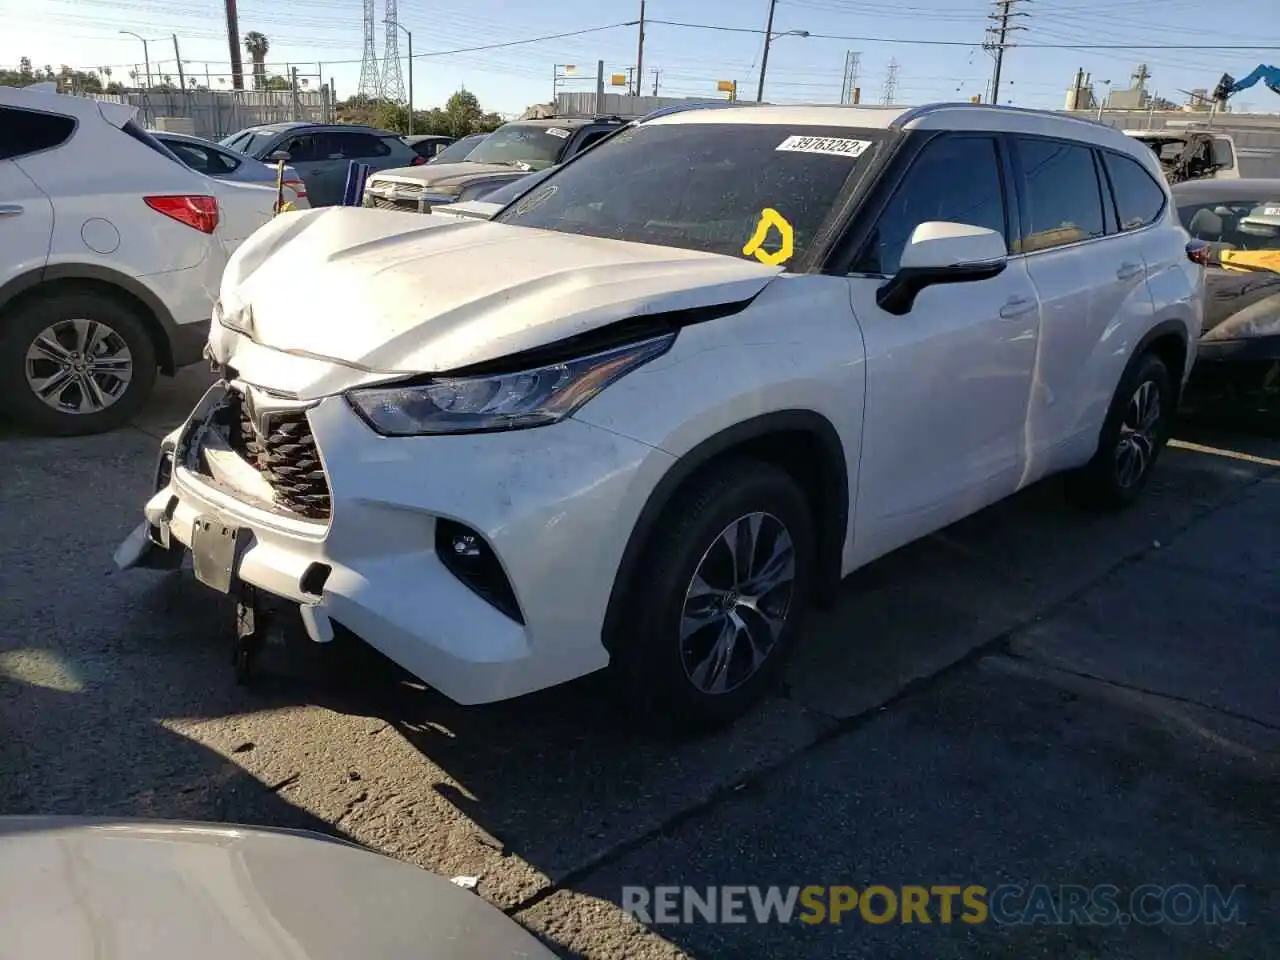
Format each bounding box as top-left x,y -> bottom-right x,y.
742,208 -> 795,266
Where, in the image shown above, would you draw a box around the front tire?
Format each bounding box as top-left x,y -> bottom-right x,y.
0,290 -> 158,436
611,459 -> 817,735
1067,351 -> 1173,508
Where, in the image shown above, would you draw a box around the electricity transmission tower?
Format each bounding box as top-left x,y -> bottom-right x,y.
840,51 -> 861,104
357,0 -> 381,100
380,0 -> 406,103
983,0 -> 1029,105
881,58 -> 899,105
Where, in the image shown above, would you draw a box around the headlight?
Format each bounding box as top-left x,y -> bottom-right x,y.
347,333 -> 674,436
214,299 -> 254,336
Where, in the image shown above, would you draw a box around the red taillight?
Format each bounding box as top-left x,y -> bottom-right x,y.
283,178 -> 307,198
145,195 -> 219,234
411,155 -> 427,165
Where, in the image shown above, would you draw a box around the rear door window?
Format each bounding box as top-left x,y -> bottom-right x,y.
0,107 -> 76,160
326,132 -> 392,159
1102,152 -> 1166,231
854,134 -> 1007,275
1013,136 -> 1106,253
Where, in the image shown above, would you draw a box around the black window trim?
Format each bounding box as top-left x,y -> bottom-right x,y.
1096,147 -> 1168,236
1006,132 -> 1112,258
0,104 -> 79,161
837,129 -> 1016,279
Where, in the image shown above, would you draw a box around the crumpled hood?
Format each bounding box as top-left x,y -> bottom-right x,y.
0,817 -> 557,960
368,161 -> 526,191
216,207 -> 780,395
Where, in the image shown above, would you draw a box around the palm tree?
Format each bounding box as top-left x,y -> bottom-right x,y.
243,32 -> 269,90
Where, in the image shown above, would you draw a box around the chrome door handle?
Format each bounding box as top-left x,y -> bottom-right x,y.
1116,261 -> 1144,280
0,204 -> 24,217
999,296 -> 1037,319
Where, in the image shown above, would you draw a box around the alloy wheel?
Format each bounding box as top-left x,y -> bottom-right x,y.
679,511 -> 797,695
24,319 -> 134,415
1115,379 -> 1162,489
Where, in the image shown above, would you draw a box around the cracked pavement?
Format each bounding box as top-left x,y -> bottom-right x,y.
1,367 -> 1277,958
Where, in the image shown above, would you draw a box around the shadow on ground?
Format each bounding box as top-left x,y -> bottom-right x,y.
2,377 -> 1277,958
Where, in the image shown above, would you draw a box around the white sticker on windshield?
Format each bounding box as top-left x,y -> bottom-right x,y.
776,135 -> 871,158
1263,205 -> 1280,216
546,127 -> 571,139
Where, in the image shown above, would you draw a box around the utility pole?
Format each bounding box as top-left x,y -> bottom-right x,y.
983,0 -> 1029,106
635,0 -> 646,99
595,59 -> 605,115
651,68 -> 661,96
205,63 -> 212,89
223,0 -> 244,89
1070,66 -> 1084,110
173,35 -> 186,92
290,67 -> 300,121
756,0 -> 778,102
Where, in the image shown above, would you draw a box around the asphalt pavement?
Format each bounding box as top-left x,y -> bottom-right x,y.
1,366 -> 1277,958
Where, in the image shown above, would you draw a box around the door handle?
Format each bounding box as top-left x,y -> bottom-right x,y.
999,296 -> 1037,319
0,204 -> 23,217
1116,261 -> 1144,280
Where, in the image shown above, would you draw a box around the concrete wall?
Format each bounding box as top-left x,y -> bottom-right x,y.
84,89 -> 331,140
554,91 -> 730,118
1066,110 -> 1280,178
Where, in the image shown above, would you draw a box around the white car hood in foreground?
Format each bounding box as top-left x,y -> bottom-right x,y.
217,207 -> 780,389
0,817 -> 557,960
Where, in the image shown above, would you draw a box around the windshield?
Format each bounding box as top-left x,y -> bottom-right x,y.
465,124 -> 571,170
219,129 -> 277,157
430,134 -> 486,164
494,122 -> 884,266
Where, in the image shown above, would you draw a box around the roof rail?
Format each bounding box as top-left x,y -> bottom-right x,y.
637,100 -> 751,123
890,100 -> 1116,130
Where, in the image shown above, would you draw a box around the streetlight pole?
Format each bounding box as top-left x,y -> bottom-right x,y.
756,17 -> 809,101
756,0 -> 777,102
120,31 -> 151,87
386,20 -> 413,135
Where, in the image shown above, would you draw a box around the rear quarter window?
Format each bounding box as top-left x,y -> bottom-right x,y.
0,106 -> 76,160
1103,152 -> 1166,231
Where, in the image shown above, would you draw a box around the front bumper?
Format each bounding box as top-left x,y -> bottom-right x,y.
124,383 -> 674,704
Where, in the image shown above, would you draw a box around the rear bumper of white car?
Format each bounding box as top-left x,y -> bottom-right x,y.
120,382 -> 671,704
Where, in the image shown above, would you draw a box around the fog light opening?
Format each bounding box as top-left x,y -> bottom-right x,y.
435,519 -> 524,624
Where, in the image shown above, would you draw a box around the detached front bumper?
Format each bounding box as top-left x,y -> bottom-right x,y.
119,382 -> 673,704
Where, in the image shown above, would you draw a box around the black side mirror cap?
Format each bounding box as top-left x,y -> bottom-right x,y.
876,260 -> 1007,315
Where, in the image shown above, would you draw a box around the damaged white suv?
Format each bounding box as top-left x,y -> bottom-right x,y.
118,103 -> 1203,732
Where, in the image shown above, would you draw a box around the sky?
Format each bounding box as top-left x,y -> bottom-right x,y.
1,0 -> 1277,118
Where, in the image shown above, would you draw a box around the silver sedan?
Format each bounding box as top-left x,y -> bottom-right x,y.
150,130 -> 310,208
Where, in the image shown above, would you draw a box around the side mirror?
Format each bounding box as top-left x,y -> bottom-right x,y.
269,150 -> 291,163
877,222 -> 1008,315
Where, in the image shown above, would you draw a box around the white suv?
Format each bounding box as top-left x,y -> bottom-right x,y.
0,84 -> 278,435
117,103 -> 1204,732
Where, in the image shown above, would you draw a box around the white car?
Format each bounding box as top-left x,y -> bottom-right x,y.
117,103 -> 1203,732
0,83 -> 280,435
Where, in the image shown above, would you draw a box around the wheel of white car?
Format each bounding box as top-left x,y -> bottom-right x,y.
1068,351 -> 1173,509
0,289 -> 157,436
612,459 -> 816,735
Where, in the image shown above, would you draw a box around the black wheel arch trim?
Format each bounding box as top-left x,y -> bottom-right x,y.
0,263 -> 187,373
1134,318 -> 1190,381
601,409 -> 850,652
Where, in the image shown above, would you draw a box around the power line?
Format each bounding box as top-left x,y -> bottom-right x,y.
645,18 -> 1280,49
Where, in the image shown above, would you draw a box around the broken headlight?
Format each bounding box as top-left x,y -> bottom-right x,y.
346,334 -> 674,436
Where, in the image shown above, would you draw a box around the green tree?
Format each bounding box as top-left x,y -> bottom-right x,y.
244,31 -> 270,90
443,88 -> 482,138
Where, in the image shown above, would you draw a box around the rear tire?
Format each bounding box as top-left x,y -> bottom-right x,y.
1067,351 -> 1173,509
0,290 -> 158,436
610,459 -> 817,736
